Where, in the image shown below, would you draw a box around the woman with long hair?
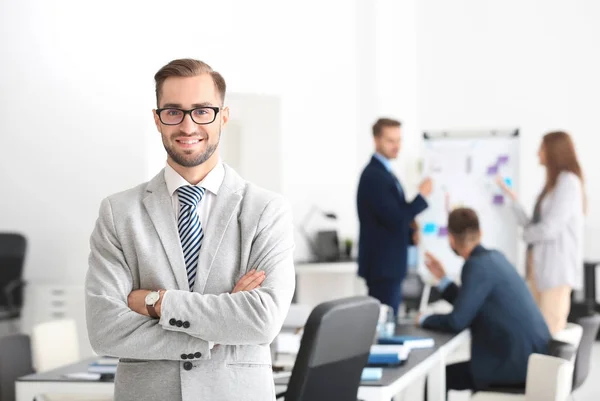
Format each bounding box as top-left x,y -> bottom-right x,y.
498,131 -> 585,334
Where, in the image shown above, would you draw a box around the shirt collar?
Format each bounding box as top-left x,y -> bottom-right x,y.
373,152 -> 393,172
164,161 -> 225,197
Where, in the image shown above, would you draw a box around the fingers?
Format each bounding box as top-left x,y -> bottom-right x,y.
232,269 -> 266,293
233,269 -> 258,290
496,176 -> 515,199
424,251 -> 438,263
424,252 -> 444,277
232,270 -> 253,293
495,175 -> 504,187
240,272 -> 266,292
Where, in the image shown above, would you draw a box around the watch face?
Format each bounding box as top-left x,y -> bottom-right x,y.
145,291 -> 160,305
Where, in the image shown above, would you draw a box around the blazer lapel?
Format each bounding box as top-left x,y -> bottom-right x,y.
195,164 -> 244,294
371,155 -> 405,200
142,170 -> 190,291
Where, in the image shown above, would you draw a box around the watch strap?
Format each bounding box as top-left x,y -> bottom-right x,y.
146,290 -> 162,319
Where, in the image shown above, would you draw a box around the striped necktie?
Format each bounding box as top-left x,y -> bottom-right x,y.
177,185 -> 205,290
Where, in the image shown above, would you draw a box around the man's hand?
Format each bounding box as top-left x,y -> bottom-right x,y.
424,251 -> 446,280
232,269 -> 266,293
419,177 -> 433,197
410,220 -> 420,245
128,289 -> 152,317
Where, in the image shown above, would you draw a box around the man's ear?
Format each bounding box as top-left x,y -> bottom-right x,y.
221,106 -> 230,128
153,109 -> 161,131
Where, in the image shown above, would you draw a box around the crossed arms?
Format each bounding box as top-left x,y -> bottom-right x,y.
85,196 -> 295,361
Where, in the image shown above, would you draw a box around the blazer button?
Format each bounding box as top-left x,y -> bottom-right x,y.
194,352 -> 202,358
187,353 -> 195,359
183,361 -> 193,371
183,321 -> 190,329
181,354 -> 188,360
169,318 -> 177,326
176,320 -> 183,327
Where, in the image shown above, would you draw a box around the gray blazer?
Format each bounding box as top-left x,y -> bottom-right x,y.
85,165 -> 296,401
510,171 -> 584,291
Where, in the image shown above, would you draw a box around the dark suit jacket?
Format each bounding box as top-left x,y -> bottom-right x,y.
423,245 -> 551,389
357,156 -> 428,282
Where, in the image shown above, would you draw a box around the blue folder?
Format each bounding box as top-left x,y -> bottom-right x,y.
367,353 -> 403,366
361,367 -> 383,381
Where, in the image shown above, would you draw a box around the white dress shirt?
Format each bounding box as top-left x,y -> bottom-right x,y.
164,161 -> 225,227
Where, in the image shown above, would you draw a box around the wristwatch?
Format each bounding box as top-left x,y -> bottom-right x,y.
145,290 -> 162,318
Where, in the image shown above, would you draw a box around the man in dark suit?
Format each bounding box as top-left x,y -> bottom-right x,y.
419,208 -> 551,395
357,118 -> 432,317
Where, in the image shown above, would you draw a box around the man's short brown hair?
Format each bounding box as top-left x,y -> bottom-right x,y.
154,58 -> 227,106
448,207 -> 481,244
372,118 -> 401,137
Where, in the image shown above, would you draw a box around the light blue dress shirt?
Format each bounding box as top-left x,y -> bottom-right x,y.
373,153 -> 404,198
373,152 -> 393,172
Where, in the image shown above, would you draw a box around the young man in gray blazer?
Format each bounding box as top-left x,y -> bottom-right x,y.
85,59 -> 295,401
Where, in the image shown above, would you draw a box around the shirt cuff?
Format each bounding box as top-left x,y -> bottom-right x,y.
437,276 -> 452,292
419,313 -> 432,326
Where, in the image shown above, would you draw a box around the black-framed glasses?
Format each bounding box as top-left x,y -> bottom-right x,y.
155,106 -> 220,125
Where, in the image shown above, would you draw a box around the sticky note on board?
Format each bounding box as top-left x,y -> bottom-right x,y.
504,177 -> 513,188
423,223 -> 437,234
497,155 -> 509,164
492,194 -> 504,205
487,165 -> 498,175
438,226 -> 448,237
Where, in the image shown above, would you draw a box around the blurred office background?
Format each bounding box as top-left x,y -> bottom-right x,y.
1,1 -> 600,400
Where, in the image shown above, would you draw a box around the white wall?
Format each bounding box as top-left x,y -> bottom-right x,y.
0,0 -> 367,355
0,0 -> 365,286
278,2 -> 360,259
415,0 -> 600,269
367,0 -> 422,194
4,0 -> 600,345
225,94 -> 283,194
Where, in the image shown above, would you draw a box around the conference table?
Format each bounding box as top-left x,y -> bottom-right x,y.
17,326 -> 470,401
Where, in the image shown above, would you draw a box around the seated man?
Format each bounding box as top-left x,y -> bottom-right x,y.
419,208 -> 551,395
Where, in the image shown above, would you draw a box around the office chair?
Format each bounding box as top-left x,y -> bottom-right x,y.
0,334 -> 34,401
278,296 -> 380,401
0,233 -> 27,321
553,323 -> 584,358
547,339 -> 578,362
479,339 -> 576,395
471,353 -> 574,401
571,314 -> 600,392
31,318 -> 80,372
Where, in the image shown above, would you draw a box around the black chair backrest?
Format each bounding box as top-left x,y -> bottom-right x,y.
0,233 -> 27,310
284,296 -> 380,401
573,314 -> 600,391
0,334 -> 34,401
548,339 -> 577,361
